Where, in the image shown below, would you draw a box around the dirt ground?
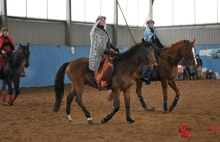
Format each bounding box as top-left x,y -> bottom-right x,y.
0,79 -> 220,142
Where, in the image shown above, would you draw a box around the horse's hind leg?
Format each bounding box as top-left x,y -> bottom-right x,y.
73,85 -> 93,124
168,80 -> 180,112
66,88 -> 76,122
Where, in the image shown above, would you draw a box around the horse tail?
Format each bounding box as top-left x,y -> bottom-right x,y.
106,90 -> 114,102
53,62 -> 70,112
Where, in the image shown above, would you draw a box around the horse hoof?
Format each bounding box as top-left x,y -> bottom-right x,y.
145,106 -> 155,111
163,110 -> 169,114
66,115 -> 73,122
2,101 -> 8,106
129,121 -> 136,124
8,103 -> 13,106
127,118 -> 135,124
87,117 -> 93,124
101,118 -> 107,124
169,106 -> 174,112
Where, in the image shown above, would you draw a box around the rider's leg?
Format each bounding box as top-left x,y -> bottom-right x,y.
20,65 -> 26,77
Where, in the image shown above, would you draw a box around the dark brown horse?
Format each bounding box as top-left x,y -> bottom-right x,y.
53,39 -> 158,124
108,39 -> 196,113
134,39 -> 196,113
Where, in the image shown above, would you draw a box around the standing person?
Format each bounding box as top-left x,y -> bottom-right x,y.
195,54 -> 203,79
0,27 -> 26,77
139,20 -> 163,84
179,58 -> 189,80
89,16 -> 119,90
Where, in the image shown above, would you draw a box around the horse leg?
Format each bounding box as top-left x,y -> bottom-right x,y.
1,80 -> 7,103
101,91 -> 120,124
161,80 -> 169,113
124,88 -> 135,124
168,80 -> 180,112
12,77 -> 20,104
66,88 -> 76,122
136,78 -> 155,111
73,86 -> 93,124
136,78 -> 146,108
6,81 -> 13,106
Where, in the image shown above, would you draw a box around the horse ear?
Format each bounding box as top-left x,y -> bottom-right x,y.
27,43 -> 29,46
142,38 -> 145,43
148,37 -> 153,43
19,43 -> 22,47
192,38 -> 196,44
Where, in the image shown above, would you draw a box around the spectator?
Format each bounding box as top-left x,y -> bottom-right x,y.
195,55 -> 203,79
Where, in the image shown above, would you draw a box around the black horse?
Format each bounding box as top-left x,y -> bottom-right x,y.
1,43 -> 30,105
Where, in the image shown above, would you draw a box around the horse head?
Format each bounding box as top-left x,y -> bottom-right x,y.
18,43 -> 30,68
181,39 -> 196,66
141,38 -> 158,69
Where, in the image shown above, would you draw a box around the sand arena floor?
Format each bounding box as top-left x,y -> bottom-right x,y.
0,79 -> 220,142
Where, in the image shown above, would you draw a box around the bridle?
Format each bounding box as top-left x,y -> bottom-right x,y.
153,40 -> 195,62
141,43 -> 156,67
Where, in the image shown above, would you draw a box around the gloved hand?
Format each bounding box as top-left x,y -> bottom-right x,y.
115,48 -> 120,53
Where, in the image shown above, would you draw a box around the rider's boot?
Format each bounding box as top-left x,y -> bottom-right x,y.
20,65 -> 26,77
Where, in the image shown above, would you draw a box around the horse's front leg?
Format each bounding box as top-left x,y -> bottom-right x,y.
161,79 -> 169,113
1,80 -> 7,103
136,78 -> 146,108
12,77 -> 21,104
124,87 -> 135,124
168,80 -> 180,112
136,78 -> 155,111
6,80 -> 13,106
101,90 -> 120,124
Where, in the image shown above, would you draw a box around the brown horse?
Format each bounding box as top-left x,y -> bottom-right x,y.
108,39 -> 196,113
134,39 -> 196,113
53,39 -> 158,124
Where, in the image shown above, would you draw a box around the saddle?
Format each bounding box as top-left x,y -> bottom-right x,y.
90,55 -> 118,90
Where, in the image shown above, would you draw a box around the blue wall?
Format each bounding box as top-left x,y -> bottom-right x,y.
1,45 -> 129,88
1,44 -> 219,88
195,44 -> 220,73
12,45 -> 91,87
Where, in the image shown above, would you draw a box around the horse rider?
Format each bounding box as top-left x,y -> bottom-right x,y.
139,19 -> 164,84
89,15 -> 119,90
0,27 -> 26,77
195,54 -> 203,79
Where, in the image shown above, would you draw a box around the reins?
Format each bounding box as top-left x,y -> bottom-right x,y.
155,42 -> 195,62
4,48 -> 24,64
111,43 -> 156,66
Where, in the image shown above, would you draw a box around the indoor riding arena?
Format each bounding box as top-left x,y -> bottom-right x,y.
0,0 -> 220,142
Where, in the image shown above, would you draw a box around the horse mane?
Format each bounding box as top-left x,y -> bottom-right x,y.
164,39 -> 188,49
116,41 -> 151,61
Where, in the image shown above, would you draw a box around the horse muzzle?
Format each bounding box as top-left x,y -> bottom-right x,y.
22,61 -> 30,68
149,61 -> 158,70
